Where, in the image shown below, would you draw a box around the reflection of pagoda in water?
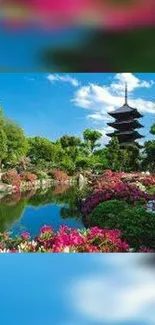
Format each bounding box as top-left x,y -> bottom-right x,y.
106,83 -> 144,148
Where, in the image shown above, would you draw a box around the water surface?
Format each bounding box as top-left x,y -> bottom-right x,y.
0,185 -> 84,237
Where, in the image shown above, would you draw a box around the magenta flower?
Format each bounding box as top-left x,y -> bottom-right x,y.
40,225 -> 53,234
21,232 -> 30,241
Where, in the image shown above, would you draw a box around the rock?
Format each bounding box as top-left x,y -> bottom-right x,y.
78,173 -> 85,186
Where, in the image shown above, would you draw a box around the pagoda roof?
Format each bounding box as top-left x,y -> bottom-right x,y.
107,130 -> 144,138
108,119 -> 143,128
109,105 -> 143,118
110,103 -> 134,114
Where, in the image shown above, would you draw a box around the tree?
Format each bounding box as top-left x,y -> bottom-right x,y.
83,129 -> 102,152
0,107 -> 4,128
150,123 -> 155,135
60,135 -> 81,148
143,140 -> 155,172
142,123 -> 155,172
3,121 -> 28,166
0,129 -> 7,168
106,137 -> 121,171
27,136 -> 55,164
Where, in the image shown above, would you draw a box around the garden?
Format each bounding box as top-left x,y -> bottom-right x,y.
1,107 -> 155,252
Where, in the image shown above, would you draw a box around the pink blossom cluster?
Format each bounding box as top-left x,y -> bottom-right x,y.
20,171 -> 37,183
0,225 -> 153,253
1,0 -> 155,30
48,169 -> 69,183
82,170 -> 155,214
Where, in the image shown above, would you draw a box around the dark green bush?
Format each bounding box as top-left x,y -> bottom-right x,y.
89,200 -> 155,250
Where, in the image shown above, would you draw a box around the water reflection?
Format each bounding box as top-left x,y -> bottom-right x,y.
0,185 -> 84,237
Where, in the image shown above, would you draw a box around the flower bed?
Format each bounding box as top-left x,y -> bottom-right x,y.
48,169 -> 69,183
1,170 -> 21,187
0,225 -> 152,253
81,170 -> 155,215
20,171 -> 37,182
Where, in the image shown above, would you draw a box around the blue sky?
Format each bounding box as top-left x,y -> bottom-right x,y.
0,254 -> 155,325
0,72 -> 155,145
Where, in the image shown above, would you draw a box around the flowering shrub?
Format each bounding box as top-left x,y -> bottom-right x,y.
48,169 -> 69,182
20,172 -> 37,183
2,0 -> 155,30
0,225 -> 153,253
1,170 -> 21,188
82,170 -> 155,215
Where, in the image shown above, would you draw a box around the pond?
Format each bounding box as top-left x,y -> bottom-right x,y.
0,184 -> 84,237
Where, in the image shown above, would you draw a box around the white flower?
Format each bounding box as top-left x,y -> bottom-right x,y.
63,246 -> 70,253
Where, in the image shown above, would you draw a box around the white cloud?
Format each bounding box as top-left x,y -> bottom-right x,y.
111,73 -> 154,94
47,74 -> 80,87
69,254 -> 155,324
72,73 -> 155,118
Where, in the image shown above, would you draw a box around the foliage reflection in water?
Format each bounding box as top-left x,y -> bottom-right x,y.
0,185 -> 84,237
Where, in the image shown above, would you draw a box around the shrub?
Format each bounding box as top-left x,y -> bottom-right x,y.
34,171 -> 48,180
81,170 -> 155,215
1,170 -> 21,187
20,172 -> 37,183
48,169 -> 69,182
89,200 -> 155,250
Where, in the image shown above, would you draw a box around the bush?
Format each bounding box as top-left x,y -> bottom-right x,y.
1,170 -> 21,186
89,200 -> 155,250
33,171 -> 48,180
20,172 -> 37,183
48,169 -> 69,182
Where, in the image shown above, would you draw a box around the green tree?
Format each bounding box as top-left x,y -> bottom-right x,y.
106,137 -> 121,171
142,123 -> 155,172
3,121 -> 28,166
60,135 -> 81,148
0,129 -> 7,168
83,129 -> 102,152
143,140 -> 155,172
27,136 -> 55,164
0,107 -> 4,127
59,135 -> 81,162
150,123 -> 155,135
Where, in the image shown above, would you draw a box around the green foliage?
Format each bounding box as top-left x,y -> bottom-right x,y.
27,137 -> 54,163
143,140 -> 155,172
89,200 -> 155,249
106,137 -> 121,171
0,107 -> 4,128
83,129 -> 102,152
106,138 -> 141,171
3,121 -> 28,166
75,157 -> 91,170
0,129 -> 7,165
60,135 -> 81,148
59,157 -> 75,175
150,123 -> 155,135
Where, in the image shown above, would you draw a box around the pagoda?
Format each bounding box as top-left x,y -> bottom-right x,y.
106,83 -> 144,148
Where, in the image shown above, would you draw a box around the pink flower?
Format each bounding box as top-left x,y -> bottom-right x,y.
40,225 -> 53,234
21,232 -> 30,241
90,0 -> 155,30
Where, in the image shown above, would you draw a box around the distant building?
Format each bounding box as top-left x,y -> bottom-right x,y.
106,84 -> 144,148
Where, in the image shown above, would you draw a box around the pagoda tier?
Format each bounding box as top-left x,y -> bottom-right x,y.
106,83 -> 144,147
107,130 -> 144,140
109,106 -> 143,119
108,119 -> 143,130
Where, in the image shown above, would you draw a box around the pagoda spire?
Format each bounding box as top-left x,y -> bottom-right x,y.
125,82 -> 128,105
